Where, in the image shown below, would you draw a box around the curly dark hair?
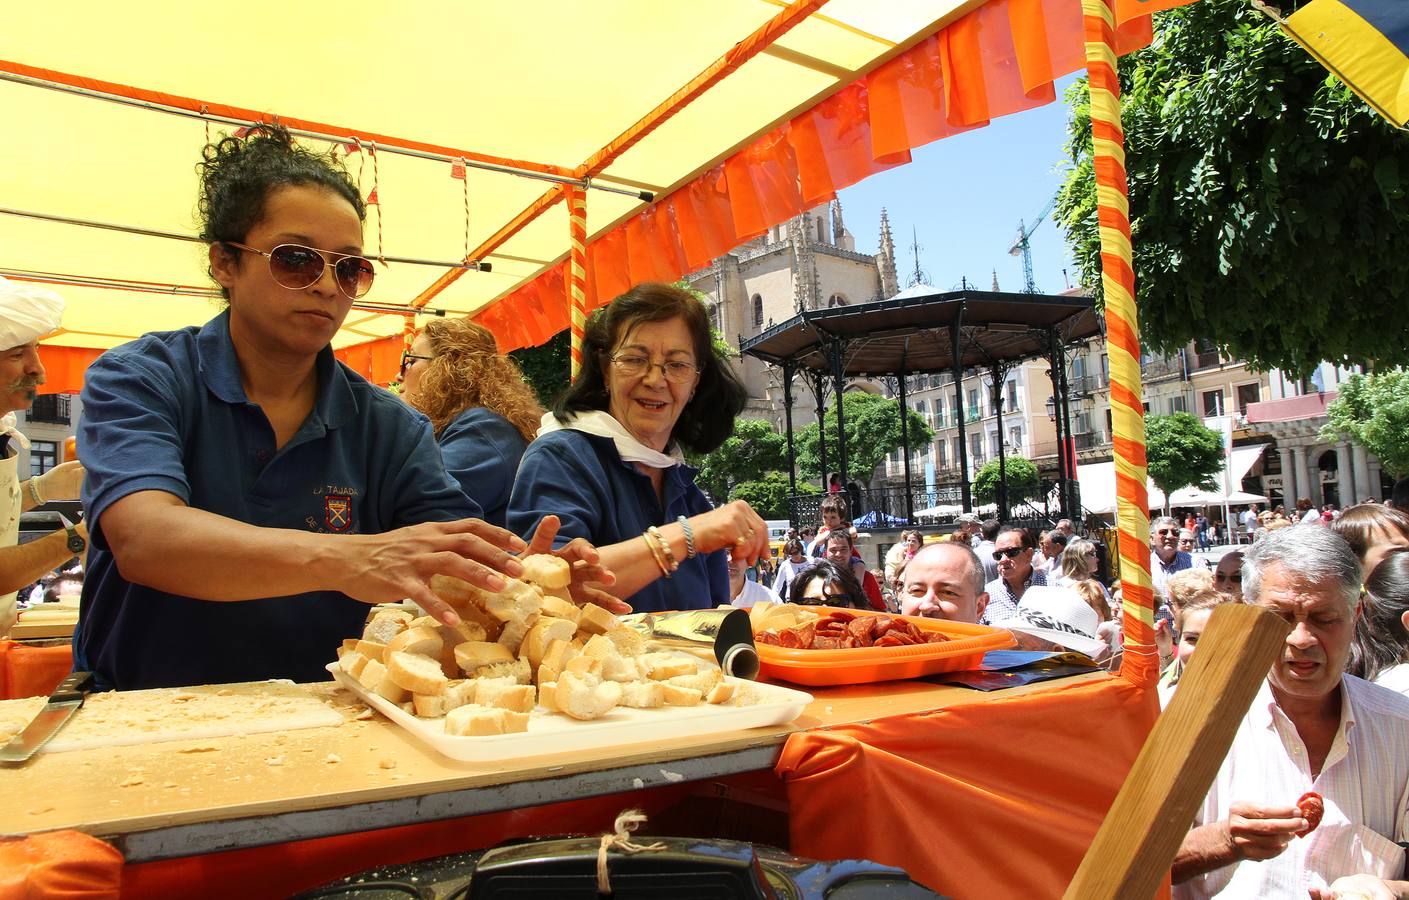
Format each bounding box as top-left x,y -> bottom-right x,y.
788,560 -> 867,609
408,318 -> 544,441
552,282 -> 746,454
196,123 -> 366,300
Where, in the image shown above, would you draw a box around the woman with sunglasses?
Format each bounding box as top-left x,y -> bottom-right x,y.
506,282 -> 769,613
399,319 -> 542,528
1211,549 -> 1244,597
72,126 -> 596,691
1051,538 -> 1110,600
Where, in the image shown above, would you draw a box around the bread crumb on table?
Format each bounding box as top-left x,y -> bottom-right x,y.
119,773 -> 145,787
324,753 -> 341,764
264,756 -> 284,766
378,758 -> 397,770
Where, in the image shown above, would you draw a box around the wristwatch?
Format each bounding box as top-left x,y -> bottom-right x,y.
64,525 -> 85,555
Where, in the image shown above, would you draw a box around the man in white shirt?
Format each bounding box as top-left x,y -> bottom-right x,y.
1151,515 -> 1194,599
1172,526 -> 1409,899
728,548 -> 781,609
1240,504 -> 1259,544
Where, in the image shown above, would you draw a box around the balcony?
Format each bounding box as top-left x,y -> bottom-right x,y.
1073,431 -> 1108,451
965,409 -> 983,424
1140,353 -> 1184,381
1069,372 -> 1109,395
28,394 -> 71,426
1190,349 -> 1223,371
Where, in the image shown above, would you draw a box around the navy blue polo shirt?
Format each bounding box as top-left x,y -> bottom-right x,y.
74,311 -> 480,691
506,429 -> 727,613
438,407 -> 527,529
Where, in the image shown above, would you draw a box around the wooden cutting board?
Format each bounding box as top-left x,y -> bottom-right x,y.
0,680 -> 343,753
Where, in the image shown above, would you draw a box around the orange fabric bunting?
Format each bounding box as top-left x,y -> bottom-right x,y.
0,831 -> 123,899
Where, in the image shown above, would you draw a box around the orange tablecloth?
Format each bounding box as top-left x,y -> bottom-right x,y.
0,639 -> 72,699
777,672 -> 1166,899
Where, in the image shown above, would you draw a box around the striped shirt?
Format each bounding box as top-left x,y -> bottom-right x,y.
1174,676 -> 1409,899
979,568 -> 1047,625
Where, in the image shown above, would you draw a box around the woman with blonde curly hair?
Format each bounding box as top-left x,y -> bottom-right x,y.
400,318 -> 543,528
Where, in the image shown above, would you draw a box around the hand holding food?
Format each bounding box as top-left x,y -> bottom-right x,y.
687,500 -> 769,565
333,519 -> 529,626
519,514 -> 625,613
337,553 -> 746,735
1295,791 -> 1324,838
1223,801 -> 1305,862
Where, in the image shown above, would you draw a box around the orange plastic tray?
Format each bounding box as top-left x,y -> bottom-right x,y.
754,606 -> 1016,686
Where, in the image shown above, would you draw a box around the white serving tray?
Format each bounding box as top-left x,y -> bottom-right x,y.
326,662 -> 812,763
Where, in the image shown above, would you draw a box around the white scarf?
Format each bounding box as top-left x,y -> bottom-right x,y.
0,413 -> 29,452
537,410 -> 684,469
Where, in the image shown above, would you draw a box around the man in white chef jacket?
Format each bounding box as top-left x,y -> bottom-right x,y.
0,277 -> 87,637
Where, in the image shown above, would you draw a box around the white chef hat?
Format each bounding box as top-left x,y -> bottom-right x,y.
0,277 -> 65,350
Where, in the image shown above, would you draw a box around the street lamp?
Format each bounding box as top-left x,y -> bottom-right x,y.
1046,395 -> 1056,422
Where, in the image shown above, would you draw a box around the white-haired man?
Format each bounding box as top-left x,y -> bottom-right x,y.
0,277 -> 86,636
1171,526 -> 1409,898
1151,515 -> 1193,599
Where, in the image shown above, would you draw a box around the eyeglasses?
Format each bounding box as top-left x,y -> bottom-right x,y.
226,242 -> 376,299
992,546 -> 1026,561
400,350 -> 433,373
609,353 -> 698,384
1155,529 -> 1179,537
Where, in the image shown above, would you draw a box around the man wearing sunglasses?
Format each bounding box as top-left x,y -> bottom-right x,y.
979,526 -> 1046,626
1151,515 -> 1194,600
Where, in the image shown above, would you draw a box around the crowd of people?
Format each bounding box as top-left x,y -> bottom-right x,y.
0,123 -> 1404,897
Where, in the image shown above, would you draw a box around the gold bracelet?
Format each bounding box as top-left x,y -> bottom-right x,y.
647,525 -> 678,577
642,529 -> 673,578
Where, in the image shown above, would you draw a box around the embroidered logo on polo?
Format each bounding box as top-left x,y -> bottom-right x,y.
1017,608 -> 1093,639
324,495 -> 353,532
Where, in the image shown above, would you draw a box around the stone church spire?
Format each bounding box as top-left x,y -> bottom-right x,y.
992,268 -> 1000,292
790,216 -> 818,312
830,199 -> 845,246
877,207 -> 899,299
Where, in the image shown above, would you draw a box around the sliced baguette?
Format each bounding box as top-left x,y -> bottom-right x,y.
444,704 -> 506,736
576,603 -> 617,636
521,616 -> 578,669
600,656 -> 642,683
618,681 -> 665,709
540,593 -> 581,624
413,693 -> 445,717
355,639 -> 387,663
363,611 -> 412,645
705,681 -> 735,705
666,669 -> 722,696
642,655 -> 697,681
520,554 -> 571,590
480,657 -> 532,685
386,625 -> 443,658
474,677 -> 536,714
340,639 -> 359,656
386,650 -> 450,695
339,649 -> 370,678
427,575 -> 504,640
454,641 -> 515,674
537,681 -> 559,712
605,626 -> 646,658
661,684 -> 704,707
357,658 -> 388,691
444,679 -> 478,712
564,655 -> 603,677
553,671 -> 621,721
581,634 -> 616,659
375,667 -> 411,705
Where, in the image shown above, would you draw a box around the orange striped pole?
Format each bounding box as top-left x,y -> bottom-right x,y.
566,184 -> 588,380
1082,0 -> 1157,688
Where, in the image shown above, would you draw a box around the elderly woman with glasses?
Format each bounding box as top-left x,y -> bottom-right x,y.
72,125 -> 594,691
399,319 -> 543,529
507,282 -> 769,613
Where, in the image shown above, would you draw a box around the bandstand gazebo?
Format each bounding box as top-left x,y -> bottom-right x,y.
739,285 -> 1103,525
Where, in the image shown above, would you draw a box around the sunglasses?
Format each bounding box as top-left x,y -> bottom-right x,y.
992,546 -> 1026,561
227,242 -> 376,299
1214,571 -> 1243,583
400,350 -> 433,373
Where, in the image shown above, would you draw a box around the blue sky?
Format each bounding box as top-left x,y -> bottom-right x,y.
838,74 -> 1083,295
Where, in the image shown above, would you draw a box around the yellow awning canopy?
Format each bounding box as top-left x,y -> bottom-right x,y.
1,0 -> 1188,386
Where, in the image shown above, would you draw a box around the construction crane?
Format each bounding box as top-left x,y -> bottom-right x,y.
1008,195 -> 1058,293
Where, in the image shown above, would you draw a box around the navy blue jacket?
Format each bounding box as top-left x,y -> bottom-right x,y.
75,312 -> 479,690
437,407 -> 527,529
507,429 -> 726,612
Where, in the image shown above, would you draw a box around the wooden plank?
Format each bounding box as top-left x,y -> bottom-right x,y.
1063,604 -> 1289,900
10,610 -> 78,641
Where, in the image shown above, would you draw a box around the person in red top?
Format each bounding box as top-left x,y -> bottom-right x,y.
824,529 -> 885,611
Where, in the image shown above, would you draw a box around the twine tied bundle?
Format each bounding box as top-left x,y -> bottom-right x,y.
596,808 -> 666,895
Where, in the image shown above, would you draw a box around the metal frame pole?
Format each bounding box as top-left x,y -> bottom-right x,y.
952,306 -> 972,513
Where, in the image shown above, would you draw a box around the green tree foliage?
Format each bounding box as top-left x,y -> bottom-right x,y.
508,330 -> 570,408
1145,413 -> 1224,511
972,456 -> 1041,506
732,471 -> 818,520
1055,0 -> 1409,375
796,392 -> 933,484
688,418 -> 788,504
1321,371 -> 1409,478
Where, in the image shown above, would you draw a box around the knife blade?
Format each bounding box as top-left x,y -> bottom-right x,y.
0,670 -> 93,764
